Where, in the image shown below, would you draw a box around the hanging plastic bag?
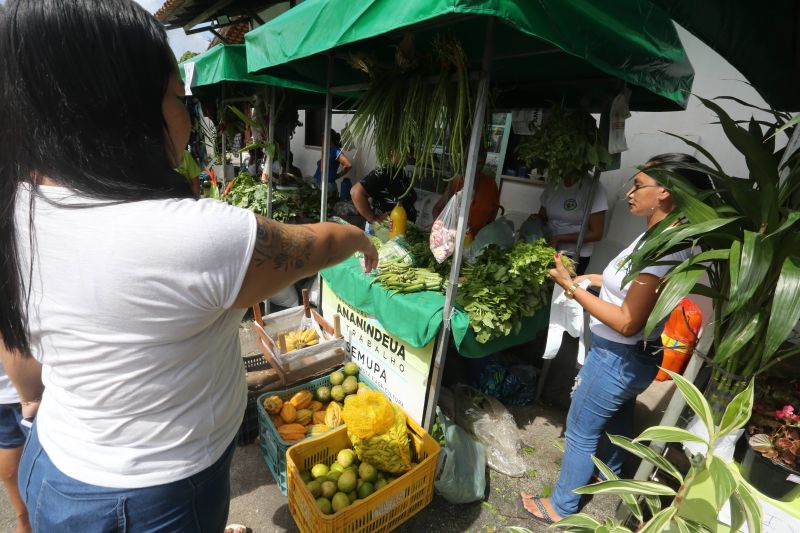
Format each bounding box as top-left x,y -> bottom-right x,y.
519,217 -> 546,243
342,391 -> 412,474
464,217 -> 515,263
430,190 -> 464,263
451,384 -> 527,477
434,407 -> 486,503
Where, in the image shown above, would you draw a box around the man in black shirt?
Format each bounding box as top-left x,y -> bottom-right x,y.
350,166 -> 418,224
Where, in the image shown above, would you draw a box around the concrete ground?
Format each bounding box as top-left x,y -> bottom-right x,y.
0,327 -> 676,532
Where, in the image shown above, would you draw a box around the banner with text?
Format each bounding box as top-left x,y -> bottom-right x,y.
321,282 -> 435,424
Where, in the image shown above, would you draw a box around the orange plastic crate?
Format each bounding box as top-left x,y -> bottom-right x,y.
286,411 -> 440,533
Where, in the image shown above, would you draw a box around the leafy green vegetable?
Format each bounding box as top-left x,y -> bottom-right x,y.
223,171 -> 333,222
457,240 -> 555,343
515,102 -> 611,185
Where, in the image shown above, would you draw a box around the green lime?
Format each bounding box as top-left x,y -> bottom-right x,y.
337,449 -> 356,468
347,490 -> 358,503
307,480 -> 322,497
320,480 -> 337,499
329,461 -> 344,474
330,385 -> 346,402
342,376 -> 358,395
374,478 -> 387,491
358,462 -> 378,483
343,362 -> 359,377
311,464 -> 329,480
316,497 -> 332,515
337,470 -> 357,493
357,481 -> 374,499
326,470 -> 342,483
331,492 -> 351,513
329,371 -> 345,386
357,382 -> 370,395
315,386 -> 331,402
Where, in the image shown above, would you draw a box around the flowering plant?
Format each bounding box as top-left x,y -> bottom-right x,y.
749,405 -> 800,470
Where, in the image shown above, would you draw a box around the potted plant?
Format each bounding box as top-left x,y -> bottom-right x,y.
743,404 -> 800,500
625,96 -> 800,423
507,371 -> 763,533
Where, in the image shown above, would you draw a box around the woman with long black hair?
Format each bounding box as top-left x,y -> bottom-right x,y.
0,1 -> 377,530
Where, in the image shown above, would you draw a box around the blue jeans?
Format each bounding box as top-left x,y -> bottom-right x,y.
551,333 -> 659,516
0,403 -> 29,449
19,422 -> 235,532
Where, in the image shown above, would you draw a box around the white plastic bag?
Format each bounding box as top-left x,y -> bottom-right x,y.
430,190 -> 463,263
451,384 -> 527,477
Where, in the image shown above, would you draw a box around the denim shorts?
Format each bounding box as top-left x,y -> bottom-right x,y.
0,403 -> 29,449
20,422 -> 236,532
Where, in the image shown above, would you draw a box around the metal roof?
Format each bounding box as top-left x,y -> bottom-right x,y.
155,0 -> 285,32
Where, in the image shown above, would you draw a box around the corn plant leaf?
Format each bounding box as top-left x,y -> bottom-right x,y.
644,168 -> 718,223
573,479 -> 675,497
731,485 -> 763,533
590,456 -> 643,522
607,435 -> 684,483
639,506 -> 677,533
718,379 -> 755,437
634,426 -> 708,446
697,96 -> 779,228
663,370 -> 715,438
771,113 -> 800,139
643,268 -> 705,339
656,131 -> 724,175
714,311 -> 763,363
767,211 -> 800,239
549,513 -> 602,531
762,256 -> 800,364
727,231 -> 774,315
667,249 -> 730,278
227,105 -> 259,129
708,456 -> 738,511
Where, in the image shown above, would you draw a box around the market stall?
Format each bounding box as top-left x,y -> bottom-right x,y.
244,0 -> 695,431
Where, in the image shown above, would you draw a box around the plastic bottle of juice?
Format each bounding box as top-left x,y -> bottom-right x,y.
388,202 -> 407,239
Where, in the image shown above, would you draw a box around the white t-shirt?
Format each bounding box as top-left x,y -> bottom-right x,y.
14,184 -> 257,488
541,181 -> 608,257
0,364 -> 20,405
590,232 -> 691,345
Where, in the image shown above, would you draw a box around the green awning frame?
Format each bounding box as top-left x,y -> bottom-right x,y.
245,0 -> 695,111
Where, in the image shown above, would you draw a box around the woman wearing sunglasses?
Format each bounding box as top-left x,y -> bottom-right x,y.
522,153 -> 712,524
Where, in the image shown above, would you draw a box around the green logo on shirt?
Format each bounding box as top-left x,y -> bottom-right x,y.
563,198 -> 578,211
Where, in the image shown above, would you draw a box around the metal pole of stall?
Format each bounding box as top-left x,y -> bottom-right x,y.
422,17 -> 495,432
266,87 -> 277,219
572,167 -> 601,259
221,83 -> 227,187
316,54 -> 334,309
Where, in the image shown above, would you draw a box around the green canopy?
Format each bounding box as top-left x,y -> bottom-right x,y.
651,0 -> 800,111
179,44 -> 327,99
245,0 -> 695,111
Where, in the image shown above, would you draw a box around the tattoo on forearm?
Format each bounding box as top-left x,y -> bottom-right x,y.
253,218 -> 316,271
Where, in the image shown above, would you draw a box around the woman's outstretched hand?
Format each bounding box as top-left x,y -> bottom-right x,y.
549,253 -> 573,289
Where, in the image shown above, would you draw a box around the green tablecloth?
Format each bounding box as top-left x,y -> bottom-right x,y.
320,257 -> 549,358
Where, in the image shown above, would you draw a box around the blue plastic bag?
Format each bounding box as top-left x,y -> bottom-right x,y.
434,408 -> 486,503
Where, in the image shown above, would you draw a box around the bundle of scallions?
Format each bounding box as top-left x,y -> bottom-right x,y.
371,258 -> 444,295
